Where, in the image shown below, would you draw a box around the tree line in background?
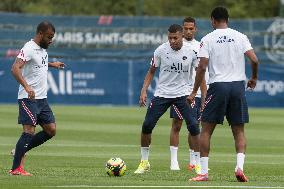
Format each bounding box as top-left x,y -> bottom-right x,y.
0,0 -> 280,18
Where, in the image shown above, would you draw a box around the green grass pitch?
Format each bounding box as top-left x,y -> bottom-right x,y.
0,104 -> 284,189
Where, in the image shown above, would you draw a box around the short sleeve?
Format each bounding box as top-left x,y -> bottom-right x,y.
242,35 -> 253,53
192,50 -> 199,68
150,48 -> 161,67
17,45 -> 32,62
197,38 -> 209,58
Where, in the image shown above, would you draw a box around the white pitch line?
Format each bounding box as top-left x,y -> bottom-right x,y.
0,143 -> 138,148
44,186 -> 284,188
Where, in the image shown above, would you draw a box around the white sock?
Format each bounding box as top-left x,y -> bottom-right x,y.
170,146 -> 178,163
200,157 -> 209,175
236,153 -> 245,171
194,152 -> 201,166
189,149 -> 195,165
141,147 -> 150,161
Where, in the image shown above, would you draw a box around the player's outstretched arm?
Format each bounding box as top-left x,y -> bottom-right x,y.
48,61 -> 65,69
139,66 -> 156,107
245,49 -> 259,90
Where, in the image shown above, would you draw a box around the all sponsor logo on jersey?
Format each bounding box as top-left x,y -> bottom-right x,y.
164,62 -> 188,73
170,62 -> 183,72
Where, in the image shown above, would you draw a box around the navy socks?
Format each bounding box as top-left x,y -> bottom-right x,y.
12,132 -> 33,170
26,131 -> 53,152
12,131 -> 53,170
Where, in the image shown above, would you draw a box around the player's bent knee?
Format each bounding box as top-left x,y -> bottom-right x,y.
142,126 -> 153,134
49,128 -> 56,137
172,125 -> 181,133
187,124 -> 200,136
44,123 -> 56,137
142,121 -> 154,134
172,119 -> 182,132
172,118 -> 182,125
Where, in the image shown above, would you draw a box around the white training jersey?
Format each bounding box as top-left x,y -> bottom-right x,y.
198,28 -> 252,84
150,41 -> 199,98
184,38 -> 209,98
17,40 -> 49,99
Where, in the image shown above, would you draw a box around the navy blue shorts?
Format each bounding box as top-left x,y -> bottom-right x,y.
201,81 -> 249,125
18,98 -> 55,126
170,97 -> 202,121
142,96 -> 199,135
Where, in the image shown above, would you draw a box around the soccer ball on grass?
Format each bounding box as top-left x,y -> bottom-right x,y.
105,157 -> 127,176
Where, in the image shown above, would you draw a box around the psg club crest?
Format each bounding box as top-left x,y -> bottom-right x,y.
264,19 -> 284,63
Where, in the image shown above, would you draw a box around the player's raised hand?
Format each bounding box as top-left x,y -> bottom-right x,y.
139,91 -> 147,107
247,78 -> 257,90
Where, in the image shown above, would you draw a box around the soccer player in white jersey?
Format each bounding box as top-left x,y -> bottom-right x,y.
169,17 -> 208,172
188,7 -> 259,182
10,21 -> 65,176
134,24 -> 202,174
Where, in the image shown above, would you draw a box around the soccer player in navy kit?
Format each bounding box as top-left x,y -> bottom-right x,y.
188,7 -> 259,182
134,24 -> 202,174
10,21 -> 65,176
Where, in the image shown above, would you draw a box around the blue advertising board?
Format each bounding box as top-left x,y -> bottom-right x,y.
246,63 -> 284,107
1,58 -> 284,107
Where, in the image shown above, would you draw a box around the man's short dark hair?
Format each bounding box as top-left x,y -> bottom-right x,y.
36,21 -> 55,34
168,24 -> 183,33
211,6 -> 229,22
183,17 -> 196,26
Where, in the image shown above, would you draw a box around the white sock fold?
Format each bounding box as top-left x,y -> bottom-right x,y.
189,149 -> 195,165
200,157 -> 209,175
141,147 -> 150,161
170,146 -> 178,163
236,153 -> 245,171
194,151 -> 201,166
